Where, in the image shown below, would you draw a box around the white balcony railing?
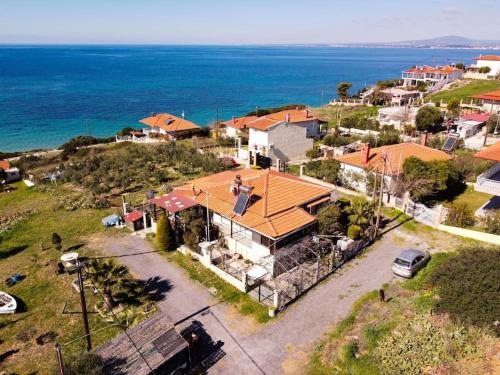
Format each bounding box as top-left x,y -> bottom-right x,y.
475,163 -> 500,195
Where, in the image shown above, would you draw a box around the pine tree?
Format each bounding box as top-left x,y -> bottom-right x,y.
156,216 -> 176,251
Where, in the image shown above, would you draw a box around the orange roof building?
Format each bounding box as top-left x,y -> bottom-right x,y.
475,142 -> 500,162
173,169 -> 332,248
220,115 -> 258,138
473,142 -> 500,197
140,113 -> 200,140
247,108 -> 319,131
336,142 -> 453,192
470,90 -> 500,113
402,65 -> 463,89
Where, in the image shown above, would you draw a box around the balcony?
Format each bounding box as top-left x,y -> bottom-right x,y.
475,163 -> 500,195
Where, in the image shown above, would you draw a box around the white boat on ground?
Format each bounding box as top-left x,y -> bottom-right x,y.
0,291 -> 17,314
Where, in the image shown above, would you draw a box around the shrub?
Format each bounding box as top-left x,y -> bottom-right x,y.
446,203 -> 475,227
484,210 -> 500,235
156,216 -> 176,251
447,97 -> 461,118
347,225 -> 361,240
429,247 -> 500,335
415,106 -> 443,132
51,232 -> 62,251
478,66 -> 491,74
317,205 -> 345,235
245,104 -> 306,117
305,145 -> 321,160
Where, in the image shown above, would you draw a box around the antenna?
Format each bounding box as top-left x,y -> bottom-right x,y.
181,110 -> 185,119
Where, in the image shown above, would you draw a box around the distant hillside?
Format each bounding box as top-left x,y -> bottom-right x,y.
338,35 -> 500,49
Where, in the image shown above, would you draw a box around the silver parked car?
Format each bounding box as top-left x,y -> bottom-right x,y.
392,249 -> 430,278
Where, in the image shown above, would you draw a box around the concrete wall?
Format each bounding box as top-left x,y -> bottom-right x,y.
437,224 -> 500,246
268,123 -> 313,162
224,126 -> 238,138
477,59 -> 500,76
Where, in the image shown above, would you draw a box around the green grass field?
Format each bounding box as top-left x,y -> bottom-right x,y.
0,183 -> 131,373
426,79 -> 500,103
444,185 -> 493,212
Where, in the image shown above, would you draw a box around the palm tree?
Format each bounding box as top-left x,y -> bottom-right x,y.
87,260 -> 128,308
345,198 -> 373,229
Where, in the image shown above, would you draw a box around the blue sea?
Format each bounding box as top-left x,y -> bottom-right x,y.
0,45 -> 492,152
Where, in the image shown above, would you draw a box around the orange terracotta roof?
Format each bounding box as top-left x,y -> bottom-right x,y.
222,116 -> 258,130
474,55 -> 500,61
470,90 -> 500,102
248,109 -> 318,131
139,113 -> 200,133
0,160 -> 10,170
404,65 -> 461,74
474,142 -> 500,162
173,169 -> 332,238
336,143 -> 452,175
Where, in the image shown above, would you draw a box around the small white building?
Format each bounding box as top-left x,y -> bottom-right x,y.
379,87 -> 422,106
220,115 -> 257,139
465,55 -> 500,80
377,106 -> 419,129
247,108 -> 322,163
402,65 -> 463,91
0,160 -> 21,184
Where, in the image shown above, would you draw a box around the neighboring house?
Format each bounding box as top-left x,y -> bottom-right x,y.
465,55 -> 500,80
173,169 -> 333,274
379,87 -> 422,106
402,65 -> 463,90
220,115 -> 258,139
0,159 -> 21,183
247,108 -> 323,163
140,113 -> 201,140
336,141 -> 453,193
474,142 -> 500,216
123,210 -> 146,231
470,90 -> 500,114
453,113 -> 490,139
377,105 -> 419,129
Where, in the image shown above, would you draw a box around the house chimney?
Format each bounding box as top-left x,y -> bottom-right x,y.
232,116 -> 236,123
306,109 -> 309,118
421,131 -> 428,147
231,175 -> 242,196
364,143 -> 371,164
285,113 -> 291,122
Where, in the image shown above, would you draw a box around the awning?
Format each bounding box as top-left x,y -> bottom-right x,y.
150,192 -> 199,213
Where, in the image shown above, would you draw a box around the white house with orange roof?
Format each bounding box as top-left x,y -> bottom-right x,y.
402,65 -> 463,90
172,169 -> 333,274
139,112 -> 201,140
335,140 -> 453,193
247,108 -> 323,163
220,115 -> 258,139
465,55 -> 500,80
474,142 -> 500,201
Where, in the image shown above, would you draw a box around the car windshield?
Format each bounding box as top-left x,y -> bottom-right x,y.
394,258 -> 411,267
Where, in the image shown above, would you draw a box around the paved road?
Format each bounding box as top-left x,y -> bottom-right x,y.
100,230 -> 407,374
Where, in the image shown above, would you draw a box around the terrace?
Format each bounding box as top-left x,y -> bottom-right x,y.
475,162 -> 500,196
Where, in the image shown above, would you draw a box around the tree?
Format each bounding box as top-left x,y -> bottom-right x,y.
87,260 -> 128,308
317,205 -> 345,235
415,106 -> 443,132
336,82 -> 353,99
316,159 -> 341,184
51,233 -> 62,251
446,97 -> 461,119
455,63 -> 465,70
478,66 -> 491,74
344,197 -> 372,229
0,168 -> 6,191
156,215 -> 176,251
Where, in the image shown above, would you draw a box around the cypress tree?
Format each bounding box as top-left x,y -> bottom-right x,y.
156,216 -> 176,251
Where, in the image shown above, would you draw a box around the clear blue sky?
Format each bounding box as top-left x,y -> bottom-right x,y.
1,0 -> 499,44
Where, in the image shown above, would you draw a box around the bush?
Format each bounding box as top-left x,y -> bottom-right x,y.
317,205 -> 345,235
51,232 -> 62,251
430,247 -> 500,335
156,216 -> 176,251
446,203 -> 475,227
347,225 -> 361,240
484,210 -> 500,235
415,106 -> 443,132
478,66 -> 491,74
245,104 -> 306,117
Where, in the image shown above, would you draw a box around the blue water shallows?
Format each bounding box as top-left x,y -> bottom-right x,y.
0,45 -> 489,152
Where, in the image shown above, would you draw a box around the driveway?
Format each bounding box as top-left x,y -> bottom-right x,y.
99,230 -> 409,374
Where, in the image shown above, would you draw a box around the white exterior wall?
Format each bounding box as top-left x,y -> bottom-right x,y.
5,168 -> 20,183
340,163 -> 394,193
224,126 -> 238,138
249,128 -> 269,150
477,60 -> 500,76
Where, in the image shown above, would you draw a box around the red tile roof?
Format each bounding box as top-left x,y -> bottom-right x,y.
124,210 -> 143,223
248,109 -> 318,131
461,113 -> 490,123
0,160 -> 10,170
404,65 -> 461,74
222,116 -> 258,130
336,143 -> 452,175
475,142 -> 500,162
470,90 -> 500,102
150,192 -> 199,213
140,113 -> 200,133
474,55 -> 500,61
173,169 -> 332,239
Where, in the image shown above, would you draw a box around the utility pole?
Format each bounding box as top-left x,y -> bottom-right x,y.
374,154 -> 387,238
205,190 -> 211,241
55,344 -> 65,375
77,265 -> 92,351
